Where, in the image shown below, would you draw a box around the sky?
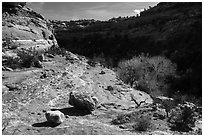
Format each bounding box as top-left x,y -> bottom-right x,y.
27,2 -> 158,21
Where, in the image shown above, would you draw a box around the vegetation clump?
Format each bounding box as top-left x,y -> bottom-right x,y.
117,55 -> 177,96
3,47 -> 43,69
45,46 -> 67,56
168,105 -> 196,132
132,115 -> 152,132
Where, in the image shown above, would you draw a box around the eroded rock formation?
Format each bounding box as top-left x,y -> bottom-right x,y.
2,2 -> 58,56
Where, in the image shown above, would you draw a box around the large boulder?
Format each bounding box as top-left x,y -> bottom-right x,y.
69,90 -> 98,112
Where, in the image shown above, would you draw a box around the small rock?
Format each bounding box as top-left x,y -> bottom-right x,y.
45,110 -> 65,124
119,125 -> 126,129
65,115 -> 69,118
99,70 -> 105,74
40,73 -> 47,79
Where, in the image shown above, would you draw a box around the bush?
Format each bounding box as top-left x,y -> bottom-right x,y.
3,56 -> 21,69
117,55 -> 177,96
132,115 -> 152,131
3,48 -> 42,69
46,46 -> 67,56
2,38 -> 39,69
168,105 -> 196,132
111,114 -> 131,125
3,37 -> 21,50
16,48 -> 39,68
92,53 -> 114,68
111,111 -> 140,125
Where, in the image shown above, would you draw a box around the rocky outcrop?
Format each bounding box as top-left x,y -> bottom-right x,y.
2,2 -> 58,56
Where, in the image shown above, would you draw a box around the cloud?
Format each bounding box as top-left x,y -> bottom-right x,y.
85,9 -> 111,19
28,2 -> 158,21
133,9 -> 144,16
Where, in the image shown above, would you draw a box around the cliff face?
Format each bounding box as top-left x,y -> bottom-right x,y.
2,2 -> 58,54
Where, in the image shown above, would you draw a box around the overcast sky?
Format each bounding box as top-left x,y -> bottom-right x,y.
27,2 -> 158,21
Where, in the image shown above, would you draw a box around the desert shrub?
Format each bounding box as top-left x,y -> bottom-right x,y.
3,56 -> 21,69
168,106 -> 196,132
132,115 -> 152,131
92,54 -> 114,68
172,93 -> 202,106
111,111 -> 140,125
117,55 -> 177,96
16,48 -> 40,68
92,53 -> 107,66
3,37 -> 12,48
46,46 -> 67,56
2,38 -> 39,69
3,37 -> 20,49
111,114 -> 131,125
3,48 -> 42,69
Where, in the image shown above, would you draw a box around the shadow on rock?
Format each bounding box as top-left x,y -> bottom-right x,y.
32,121 -> 60,128
51,107 -> 92,116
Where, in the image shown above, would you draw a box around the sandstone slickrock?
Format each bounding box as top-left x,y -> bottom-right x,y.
2,2 -> 58,61
69,90 -> 98,112
45,110 -> 65,124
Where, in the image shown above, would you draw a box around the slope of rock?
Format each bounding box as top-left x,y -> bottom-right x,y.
2,2 -> 58,55
3,52 -> 202,135
2,51 -> 155,135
